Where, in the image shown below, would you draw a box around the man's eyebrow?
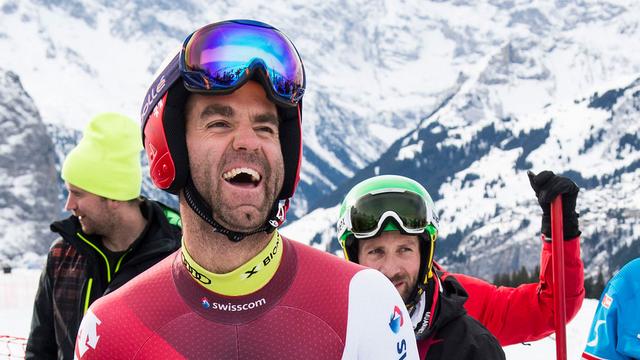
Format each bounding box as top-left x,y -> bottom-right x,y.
254,113 -> 280,126
200,104 -> 234,118
362,243 -> 382,251
398,241 -> 418,248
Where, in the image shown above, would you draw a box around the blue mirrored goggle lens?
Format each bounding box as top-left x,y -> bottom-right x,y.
182,21 -> 305,105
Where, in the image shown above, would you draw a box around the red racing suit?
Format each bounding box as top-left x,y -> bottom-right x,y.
435,236 -> 584,346
74,235 -> 419,359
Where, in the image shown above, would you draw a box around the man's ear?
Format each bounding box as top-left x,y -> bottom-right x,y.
106,199 -> 122,210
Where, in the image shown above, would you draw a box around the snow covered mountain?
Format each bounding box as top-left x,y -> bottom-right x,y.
0,69 -> 59,260
0,70 -> 175,263
0,0 -> 639,278
283,1 -> 640,280
283,75 -> 640,280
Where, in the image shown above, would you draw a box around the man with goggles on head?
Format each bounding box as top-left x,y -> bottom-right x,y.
338,175 -> 505,359
339,171 -> 585,355
74,20 -> 418,360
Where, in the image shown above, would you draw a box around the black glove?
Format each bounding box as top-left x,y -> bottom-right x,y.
527,170 -> 581,241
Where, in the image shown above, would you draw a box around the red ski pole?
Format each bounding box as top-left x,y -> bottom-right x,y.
551,196 -> 567,360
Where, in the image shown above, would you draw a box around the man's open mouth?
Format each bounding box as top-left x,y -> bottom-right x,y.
222,167 -> 262,187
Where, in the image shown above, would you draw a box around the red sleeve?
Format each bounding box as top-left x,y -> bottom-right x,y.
444,237 -> 584,346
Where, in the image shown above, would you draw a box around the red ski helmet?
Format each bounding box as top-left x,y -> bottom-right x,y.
139,20 -> 305,234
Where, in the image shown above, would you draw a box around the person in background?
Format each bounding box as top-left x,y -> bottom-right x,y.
26,113 -> 181,360
582,257 -> 640,360
338,174 -> 505,359
339,171 -> 585,349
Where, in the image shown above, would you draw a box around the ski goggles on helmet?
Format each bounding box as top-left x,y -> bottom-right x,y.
337,189 -> 437,240
180,20 -> 305,107
140,20 -> 305,127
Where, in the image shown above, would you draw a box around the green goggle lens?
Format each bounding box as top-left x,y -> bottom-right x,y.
349,191 -> 429,237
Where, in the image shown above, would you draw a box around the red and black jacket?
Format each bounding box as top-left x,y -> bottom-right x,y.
437,236 -> 585,346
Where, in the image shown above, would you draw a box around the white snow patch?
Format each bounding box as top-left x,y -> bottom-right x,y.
396,140 -> 424,161
280,205 -> 340,249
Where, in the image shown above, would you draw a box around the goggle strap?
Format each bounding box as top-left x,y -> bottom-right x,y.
425,235 -> 436,280
141,53 -> 182,125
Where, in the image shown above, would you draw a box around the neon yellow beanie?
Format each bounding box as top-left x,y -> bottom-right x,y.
62,113 -> 142,201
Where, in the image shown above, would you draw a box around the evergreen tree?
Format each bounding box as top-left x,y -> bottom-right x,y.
585,268 -> 607,299
493,265 -> 540,287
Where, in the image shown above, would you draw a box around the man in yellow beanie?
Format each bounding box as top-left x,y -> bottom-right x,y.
25,113 -> 182,360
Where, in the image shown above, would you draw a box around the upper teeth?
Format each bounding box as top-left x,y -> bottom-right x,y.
223,167 -> 261,182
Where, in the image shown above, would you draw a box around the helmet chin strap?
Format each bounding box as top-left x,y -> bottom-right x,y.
405,278 -> 427,311
183,177 -> 280,242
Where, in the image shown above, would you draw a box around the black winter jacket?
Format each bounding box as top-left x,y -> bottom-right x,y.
415,270 -> 505,359
25,199 -> 181,360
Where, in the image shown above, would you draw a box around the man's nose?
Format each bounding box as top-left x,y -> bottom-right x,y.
65,194 -> 76,212
378,256 -> 402,280
232,124 -> 260,152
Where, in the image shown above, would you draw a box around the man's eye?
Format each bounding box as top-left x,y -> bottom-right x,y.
256,126 -> 276,134
206,121 -> 229,129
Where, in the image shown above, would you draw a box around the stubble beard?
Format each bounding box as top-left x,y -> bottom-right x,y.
195,152 -> 284,233
79,209 -> 113,237
389,273 -> 416,304
400,286 -> 414,303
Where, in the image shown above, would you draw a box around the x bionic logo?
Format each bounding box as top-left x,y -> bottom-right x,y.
241,235 -> 280,279
244,266 -> 258,278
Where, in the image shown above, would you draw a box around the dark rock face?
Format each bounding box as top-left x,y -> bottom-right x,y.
0,69 -> 59,259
